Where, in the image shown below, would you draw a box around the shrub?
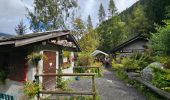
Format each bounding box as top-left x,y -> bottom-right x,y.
74,67 -> 85,73
91,62 -> 103,67
157,56 -> 170,69
152,67 -> 170,92
122,53 -> 154,72
112,59 -> 123,70
77,52 -> 94,66
24,81 -> 40,98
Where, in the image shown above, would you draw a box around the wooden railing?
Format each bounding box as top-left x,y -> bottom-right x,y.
35,73 -> 96,100
73,66 -> 100,74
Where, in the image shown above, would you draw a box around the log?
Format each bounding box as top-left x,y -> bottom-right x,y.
134,77 -> 170,100
37,73 -> 95,76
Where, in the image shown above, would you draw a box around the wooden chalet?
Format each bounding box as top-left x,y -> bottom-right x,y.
0,30 -> 81,99
110,35 -> 148,58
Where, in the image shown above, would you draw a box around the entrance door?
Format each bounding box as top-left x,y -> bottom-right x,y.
43,51 -> 57,90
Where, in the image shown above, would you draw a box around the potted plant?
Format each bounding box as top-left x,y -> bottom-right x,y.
27,53 -> 47,74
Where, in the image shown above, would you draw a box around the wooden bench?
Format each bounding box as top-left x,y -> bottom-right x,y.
0,93 -> 14,100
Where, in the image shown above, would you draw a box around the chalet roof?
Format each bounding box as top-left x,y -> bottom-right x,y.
0,30 -> 81,51
110,35 -> 148,53
91,50 -> 108,56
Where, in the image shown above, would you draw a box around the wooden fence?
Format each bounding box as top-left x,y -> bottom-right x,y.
35,73 -> 96,100
73,66 -> 100,74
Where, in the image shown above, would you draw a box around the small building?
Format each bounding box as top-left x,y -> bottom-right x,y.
91,50 -> 108,62
110,35 -> 148,58
0,30 -> 80,99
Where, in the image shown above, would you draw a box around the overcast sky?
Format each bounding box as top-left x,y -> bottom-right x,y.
0,0 -> 138,35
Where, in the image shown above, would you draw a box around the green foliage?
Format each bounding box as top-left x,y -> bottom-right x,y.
127,4 -> 150,36
150,20 -> 170,55
27,53 -> 47,66
0,70 -> 7,83
108,0 -> 117,16
121,53 -> 153,72
152,67 -> 170,92
24,81 -> 40,98
155,56 -> 170,69
111,59 -> 123,70
77,52 -> 94,66
74,67 -> 85,73
87,15 -> 93,30
98,3 -> 106,23
79,30 -> 100,52
63,51 -> 70,58
27,0 -> 78,32
15,20 -> 27,35
72,18 -> 86,40
97,15 -> 128,52
115,69 -> 128,81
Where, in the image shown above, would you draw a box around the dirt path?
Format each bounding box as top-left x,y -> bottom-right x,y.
70,69 -> 147,100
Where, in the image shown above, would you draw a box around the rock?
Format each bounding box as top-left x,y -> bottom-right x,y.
141,62 -> 164,82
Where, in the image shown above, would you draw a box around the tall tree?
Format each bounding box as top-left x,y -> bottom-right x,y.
72,17 -> 86,40
15,20 -> 27,35
127,4 -> 150,36
79,29 -> 100,52
87,15 -> 93,30
27,0 -> 78,32
108,0 -> 117,17
98,3 -> 106,23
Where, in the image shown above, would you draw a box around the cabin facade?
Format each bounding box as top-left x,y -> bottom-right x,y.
110,36 -> 148,58
0,30 -> 80,100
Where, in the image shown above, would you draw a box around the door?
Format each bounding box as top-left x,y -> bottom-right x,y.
43,51 -> 57,90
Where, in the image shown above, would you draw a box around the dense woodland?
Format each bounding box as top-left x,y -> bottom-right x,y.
97,0 -> 170,52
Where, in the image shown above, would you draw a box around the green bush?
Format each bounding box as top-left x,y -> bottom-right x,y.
121,53 -> 154,72
156,56 -> 170,69
24,81 -> 40,98
152,67 -> 170,92
77,52 -> 94,66
112,59 -> 123,70
74,67 -> 85,73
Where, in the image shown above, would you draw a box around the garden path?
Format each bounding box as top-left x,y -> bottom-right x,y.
70,69 -> 147,100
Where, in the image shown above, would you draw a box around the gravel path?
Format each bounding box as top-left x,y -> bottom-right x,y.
70,69 -> 147,100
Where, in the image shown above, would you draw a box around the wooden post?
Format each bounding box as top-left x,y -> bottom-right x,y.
35,75 -> 40,100
92,75 -> 96,100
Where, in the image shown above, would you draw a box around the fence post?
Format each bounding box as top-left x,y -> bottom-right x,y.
35,75 -> 40,100
92,75 -> 96,100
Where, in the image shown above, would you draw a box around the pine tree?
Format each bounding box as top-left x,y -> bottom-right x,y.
87,15 -> 93,30
98,3 -> 106,23
15,20 -> 27,35
27,0 -> 78,32
108,0 -> 117,17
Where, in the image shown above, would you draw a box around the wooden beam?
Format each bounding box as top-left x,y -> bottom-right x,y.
15,32 -> 68,47
36,73 -> 95,76
40,91 -> 95,95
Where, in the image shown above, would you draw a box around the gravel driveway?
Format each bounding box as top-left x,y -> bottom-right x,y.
69,69 -> 147,100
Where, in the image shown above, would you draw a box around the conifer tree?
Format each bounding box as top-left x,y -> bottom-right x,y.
108,0 -> 117,16
15,20 -> 27,35
87,15 -> 93,30
98,3 -> 106,23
